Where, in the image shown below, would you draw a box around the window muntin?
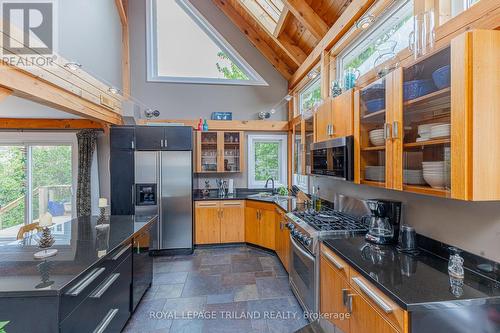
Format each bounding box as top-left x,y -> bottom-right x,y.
247,135 -> 288,189
299,76 -> 322,115
147,0 -> 267,85
337,0 -> 413,80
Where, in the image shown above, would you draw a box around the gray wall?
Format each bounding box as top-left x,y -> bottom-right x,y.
310,176 -> 500,262
59,0 -> 122,89
128,0 -> 288,121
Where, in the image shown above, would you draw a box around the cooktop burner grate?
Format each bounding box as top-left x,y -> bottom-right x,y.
293,208 -> 366,232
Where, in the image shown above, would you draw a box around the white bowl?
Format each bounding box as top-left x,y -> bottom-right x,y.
418,123 -> 445,134
423,174 -> 446,188
422,161 -> 445,166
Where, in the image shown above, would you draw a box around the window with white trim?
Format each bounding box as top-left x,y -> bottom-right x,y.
147,0 -> 267,86
337,0 -> 413,80
299,76 -> 321,115
247,135 -> 288,189
0,133 -> 77,244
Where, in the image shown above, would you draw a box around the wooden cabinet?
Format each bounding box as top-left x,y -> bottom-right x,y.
245,201 -> 275,250
354,30 -> 500,201
320,244 -> 408,333
314,91 -> 354,143
274,208 -> 290,272
220,201 -> 245,243
195,131 -> 244,173
195,201 -> 221,244
195,200 -> 245,245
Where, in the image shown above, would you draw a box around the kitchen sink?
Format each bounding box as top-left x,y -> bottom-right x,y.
247,193 -> 293,201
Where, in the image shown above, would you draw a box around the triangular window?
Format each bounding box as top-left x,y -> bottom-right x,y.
147,0 -> 267,85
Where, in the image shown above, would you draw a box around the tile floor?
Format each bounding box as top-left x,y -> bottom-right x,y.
124,245 -> 308,333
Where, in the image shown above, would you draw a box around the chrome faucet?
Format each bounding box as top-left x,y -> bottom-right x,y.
265,177 -> 275,194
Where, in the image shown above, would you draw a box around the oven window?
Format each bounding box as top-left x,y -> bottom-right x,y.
293,252 -> 313,288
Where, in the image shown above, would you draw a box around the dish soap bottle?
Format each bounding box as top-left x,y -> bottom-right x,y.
197,118 -> 203,131
203,119 -> 209,131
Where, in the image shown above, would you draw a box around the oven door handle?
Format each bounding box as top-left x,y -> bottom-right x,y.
290,234 -> 315,261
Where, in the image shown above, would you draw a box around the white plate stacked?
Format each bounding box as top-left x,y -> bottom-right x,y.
404,169 -> 425,185
369,129 -> 385,146
430,124 -> 451,139
417,123 -> 444,141
365,166 -> 385,182
422,161 -> 448,189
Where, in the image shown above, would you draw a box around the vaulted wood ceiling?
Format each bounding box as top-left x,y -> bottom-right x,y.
213,0 -> 352,80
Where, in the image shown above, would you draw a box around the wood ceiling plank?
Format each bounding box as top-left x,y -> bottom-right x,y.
283,0 -> 329,39
213,0 -> 295,79
277,34 -> 307,63
0,118 -> 105,130
289,0 -> 375,88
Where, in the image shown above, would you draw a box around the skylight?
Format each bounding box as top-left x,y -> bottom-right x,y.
147,0 -> 267,85
240,0 -> 285,34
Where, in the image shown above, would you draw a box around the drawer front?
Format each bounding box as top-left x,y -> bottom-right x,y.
320,244 -> 350,281
220,200 -> 244,208
349,269 -> 406,332
60,242 -> 132,321
61,254 -> 132,333
195,201 -> 220,208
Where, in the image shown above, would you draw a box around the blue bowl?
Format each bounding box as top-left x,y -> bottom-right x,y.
361,83 -> 385,100
403,79 -> 436,101
365,98 -> 385,113
432,65 -> 451,89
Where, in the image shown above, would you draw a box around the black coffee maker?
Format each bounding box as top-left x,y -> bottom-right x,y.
363,199 -> 402,245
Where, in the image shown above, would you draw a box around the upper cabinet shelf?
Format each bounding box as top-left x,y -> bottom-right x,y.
195,131 -> 244,174
353,30 -> 500,201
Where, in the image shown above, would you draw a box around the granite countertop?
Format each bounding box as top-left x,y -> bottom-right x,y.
0,215 -> 157,297
193,189 -> 299,212
322,236 -> 500,311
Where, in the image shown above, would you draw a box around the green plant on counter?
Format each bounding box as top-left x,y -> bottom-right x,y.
0,321 -> 9,333
277,187 -> 288,196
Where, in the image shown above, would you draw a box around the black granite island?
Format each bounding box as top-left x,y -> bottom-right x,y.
0,215 -> 157,333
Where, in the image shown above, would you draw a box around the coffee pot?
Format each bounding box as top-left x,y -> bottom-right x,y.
362,199 -> 402,245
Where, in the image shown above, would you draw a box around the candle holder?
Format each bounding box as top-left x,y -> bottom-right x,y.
34,226 -> 58,259
96,205 -> 110,230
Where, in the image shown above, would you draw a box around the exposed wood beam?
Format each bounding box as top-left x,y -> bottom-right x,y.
283,0 -> 329,40
0,63 -> 123,125
115,0 -> 127,26
120,0 -> 130,97
0,118 -> 105,130
273,8 -> 290,37
0,87 -> 12,102
289,0 -> 375,88
277,34 -> 307,64
138,119 -> 290,131
212,0 -> 295,79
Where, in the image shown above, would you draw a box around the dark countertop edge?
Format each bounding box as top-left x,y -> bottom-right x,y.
321,240 -> 500,312
194,196 -> 289,212
0,215 -> 158,298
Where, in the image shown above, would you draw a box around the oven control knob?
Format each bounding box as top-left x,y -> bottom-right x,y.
286,222 -> 294,230
304,238 -> 312,246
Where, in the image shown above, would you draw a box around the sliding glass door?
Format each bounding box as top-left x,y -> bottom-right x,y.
0,144 -> 74,243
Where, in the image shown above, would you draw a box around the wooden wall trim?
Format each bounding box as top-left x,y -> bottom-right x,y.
137,119 -> 290,131
116,0 -> 131,97
0,63 -> 123,125
0,118 -> 105,130
0,87 -> 12,102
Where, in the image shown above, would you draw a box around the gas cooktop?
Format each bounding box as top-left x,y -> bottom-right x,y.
292,208 -> 367,233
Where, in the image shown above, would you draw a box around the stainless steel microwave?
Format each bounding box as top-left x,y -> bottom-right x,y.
310,136 -> 354,181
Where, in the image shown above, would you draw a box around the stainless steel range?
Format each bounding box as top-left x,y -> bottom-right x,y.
285,206 -> 367,316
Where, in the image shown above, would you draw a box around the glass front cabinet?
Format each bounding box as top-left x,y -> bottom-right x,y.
355,30 -> 500,200
195,131 -> 244,173
292,113 -> 313,192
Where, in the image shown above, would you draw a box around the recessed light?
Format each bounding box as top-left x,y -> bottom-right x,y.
356,15 -> 375,30
108,87 -> 120,94
270,108 -> 276,114
64,62 -> 82,71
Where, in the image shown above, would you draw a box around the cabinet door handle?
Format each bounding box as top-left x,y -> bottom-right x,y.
131,140 -> 134,149
93,308 -> 119,333
112,244 -> 131,261
66,267 -> 106,296
90,273 -> 120,298
164,138 -> 168,148
352,277 -> 393,313
323,251 -> 344,270
330,124 -> 335,136
346,294 -> 354,313
392,121 -> 399,139
342,288 -> 349,306
383,123 -> 392,140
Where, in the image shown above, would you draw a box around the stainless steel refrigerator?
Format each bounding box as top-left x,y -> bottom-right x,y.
134,150 -> 193,253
